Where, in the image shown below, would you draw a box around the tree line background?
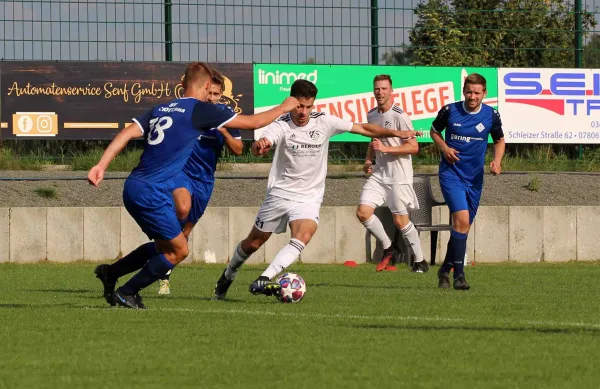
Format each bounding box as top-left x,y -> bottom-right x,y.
377,0 -> 599,68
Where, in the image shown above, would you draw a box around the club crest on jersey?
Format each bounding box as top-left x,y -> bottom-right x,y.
309,130 -> 324,141
384,121 -> 392,129
476,123 -> 485,132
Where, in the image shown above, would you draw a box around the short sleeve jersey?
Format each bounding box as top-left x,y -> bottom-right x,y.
367,105 -> 415,185
431,102 -> 503,186
129,97 -> 236,184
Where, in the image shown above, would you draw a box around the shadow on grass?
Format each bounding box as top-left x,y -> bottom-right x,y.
350,323 -> 600,336
27,289 -> 95,294
20,289 -> 263,306
156,296 -> 247,304
0,302 -> 99,309
159,295 -> 282,306
310,282 -> 417,290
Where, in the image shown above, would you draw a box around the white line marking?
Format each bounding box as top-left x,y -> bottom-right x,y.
82,306 -> 600,329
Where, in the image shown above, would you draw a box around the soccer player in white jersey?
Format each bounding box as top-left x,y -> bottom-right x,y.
212,79 -> 422,299
357,74 -> 428,273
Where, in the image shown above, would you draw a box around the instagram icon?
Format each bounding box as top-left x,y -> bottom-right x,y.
12,112 -> 58,137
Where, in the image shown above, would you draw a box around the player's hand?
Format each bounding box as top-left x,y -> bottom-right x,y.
280,97 -> 300,113
490,160 -> 502,175
363,161 -> 373,175
442,147 -> 460,164
396,130 -> 423,139
87,165 -> 105,187
252,138 -> 272,156
372,138 -> 388,153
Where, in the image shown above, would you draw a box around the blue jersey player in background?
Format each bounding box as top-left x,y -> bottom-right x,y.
430,73 -> 505,290
157,69 -> 244,295
88,62 -> 298,309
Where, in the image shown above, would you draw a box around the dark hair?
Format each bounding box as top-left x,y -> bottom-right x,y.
211,69 -> 226,92
290,79 -> 318,99
464,73 -> 487,91
373,74 -> 392,86
182,62 -> 213,90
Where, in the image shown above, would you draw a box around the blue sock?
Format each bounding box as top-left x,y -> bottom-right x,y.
120,254 -> 175,295
451,229 -> 468,279
108,242 -> 157,279
440,238 -> 454,274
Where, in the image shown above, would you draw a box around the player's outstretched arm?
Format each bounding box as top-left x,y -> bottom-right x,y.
351,123 -> 422,139
372,138 -> 418,156
87,123 -> 142,187
251,138 -> 273,156
224,97 -> 299,130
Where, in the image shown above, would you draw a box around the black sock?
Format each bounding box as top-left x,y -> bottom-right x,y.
108,242 -> 156,279
160,270 -> 171,281
440,239 -> 454,273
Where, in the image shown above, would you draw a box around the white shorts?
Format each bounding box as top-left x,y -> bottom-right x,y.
254,195 -> 321,234
359,178 -> 420,215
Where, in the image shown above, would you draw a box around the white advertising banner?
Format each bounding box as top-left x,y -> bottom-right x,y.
498,68 -> 600,143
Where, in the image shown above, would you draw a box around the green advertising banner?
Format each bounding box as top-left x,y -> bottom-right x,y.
253,64 -> 498,142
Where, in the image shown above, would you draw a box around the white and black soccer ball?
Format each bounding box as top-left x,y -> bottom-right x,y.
276,272 -> 306,303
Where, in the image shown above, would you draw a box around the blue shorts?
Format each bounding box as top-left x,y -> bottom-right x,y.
122,177 -> 182,241
168,172 -> 214,225
439,171 -> 482,225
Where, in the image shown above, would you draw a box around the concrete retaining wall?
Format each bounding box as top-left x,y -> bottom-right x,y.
0,206 -> 596,264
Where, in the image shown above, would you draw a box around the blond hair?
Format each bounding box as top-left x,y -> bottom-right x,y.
182,62 -> 213,90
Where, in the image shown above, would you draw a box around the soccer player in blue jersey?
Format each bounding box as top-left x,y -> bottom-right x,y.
430,73 -> 505,290
156,69 -> 243,295
88,62 -> 298,309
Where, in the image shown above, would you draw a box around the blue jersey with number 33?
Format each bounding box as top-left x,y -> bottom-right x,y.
128,97 -> 236,184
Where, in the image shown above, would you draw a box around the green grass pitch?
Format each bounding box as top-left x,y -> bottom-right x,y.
1,262 -> 599,389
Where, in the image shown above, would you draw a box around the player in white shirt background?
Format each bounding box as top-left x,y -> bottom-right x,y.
357,74 -> 428,273
213,79 -> 423,299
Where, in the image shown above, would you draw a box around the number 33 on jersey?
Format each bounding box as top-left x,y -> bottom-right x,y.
128,97 -> 237,184
147,116 -> 174,145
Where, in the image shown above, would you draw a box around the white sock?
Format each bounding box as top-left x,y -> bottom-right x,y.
401,222 -> 424,262
225,243 -> 250,280
261,239 -> 305,280
362,215 -> 392,250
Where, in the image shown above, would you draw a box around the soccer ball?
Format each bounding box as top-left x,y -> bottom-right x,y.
276,273 -> 306,303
